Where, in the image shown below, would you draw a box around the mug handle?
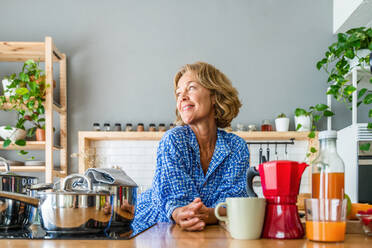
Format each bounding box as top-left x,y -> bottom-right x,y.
215,202 -> 228,222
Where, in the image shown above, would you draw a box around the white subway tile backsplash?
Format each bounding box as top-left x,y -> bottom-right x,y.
92,139 -> 311,193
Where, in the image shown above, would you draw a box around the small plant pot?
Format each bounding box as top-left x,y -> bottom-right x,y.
294,115 -> 312,131
35,128 -> 46,141
0,126 -> 26,143
275,117 -> 290,132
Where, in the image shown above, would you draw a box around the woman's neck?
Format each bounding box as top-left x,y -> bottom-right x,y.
189,121 -> 217,151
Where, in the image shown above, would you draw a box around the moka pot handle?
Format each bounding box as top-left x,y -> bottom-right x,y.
246,166 -> 260,197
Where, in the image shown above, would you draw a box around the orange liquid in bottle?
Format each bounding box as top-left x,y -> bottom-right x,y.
306,221 -> 346,242
312,172 -> 344,199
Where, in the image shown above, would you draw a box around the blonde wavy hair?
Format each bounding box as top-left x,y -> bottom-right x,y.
174,62 -> 242,128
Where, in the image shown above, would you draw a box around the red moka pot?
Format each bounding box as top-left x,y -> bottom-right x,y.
247,160 -> 308,239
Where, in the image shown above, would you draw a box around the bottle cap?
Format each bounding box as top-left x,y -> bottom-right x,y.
115,123 -> 121,126
93,123 -> 100,126
126,123 -> 132,126
159,123 -> 165,126
138,123 -> 144,126
149,123 -> 155,127
318,130 -> 337,140
104,123 -> 110,126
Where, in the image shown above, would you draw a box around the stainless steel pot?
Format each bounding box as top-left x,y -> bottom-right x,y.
92,183 -> 137,230
0,174 -> 114,234
0,158 -> 38,230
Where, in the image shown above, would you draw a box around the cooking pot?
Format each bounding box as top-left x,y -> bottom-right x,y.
0,158 -> 38,230
92,182 -> 137,231
0,174 -> 114,234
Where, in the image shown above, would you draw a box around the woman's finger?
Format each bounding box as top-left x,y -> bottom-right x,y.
177,210 -> 196,221
184,220 -> 205,231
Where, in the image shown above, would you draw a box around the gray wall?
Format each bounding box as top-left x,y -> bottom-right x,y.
1,0 -> 354,174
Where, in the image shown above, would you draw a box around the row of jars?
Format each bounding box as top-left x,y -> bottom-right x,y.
93,123 -> 175,132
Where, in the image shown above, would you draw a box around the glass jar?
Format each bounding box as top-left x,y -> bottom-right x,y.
93,123 -> 100,131
149,123 -> 156,132
169,123 -> 175,129
236,123 -> 245,132
311,130 -> 345,199
126,123 -> 133,131
103,123 -> 111,131
158,123 -> 166,132
261,120 -> 273,131
137,123 -> 144,132
114,123 -> 122,131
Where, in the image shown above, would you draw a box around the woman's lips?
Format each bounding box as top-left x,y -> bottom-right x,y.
182,105 -> 194,111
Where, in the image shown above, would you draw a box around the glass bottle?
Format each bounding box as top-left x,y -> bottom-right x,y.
158,123 -> 166,132
114,123 -> 122,131
149,123 -> 156,132
261,120 -> 273,131
126,123 -> 133,131
311,130 -> 345,199
93,123 -> 100,131
137,123 -> 144,132
103,123 -> 111,131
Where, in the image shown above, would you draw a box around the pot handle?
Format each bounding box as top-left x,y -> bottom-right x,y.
0,190 -> 39,207
246,166 -> 260,197
63,174 -> 92,192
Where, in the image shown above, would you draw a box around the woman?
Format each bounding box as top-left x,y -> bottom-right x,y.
131,62 -> 249,234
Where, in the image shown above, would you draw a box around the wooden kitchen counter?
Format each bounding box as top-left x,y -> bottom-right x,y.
0,223 -> 371,248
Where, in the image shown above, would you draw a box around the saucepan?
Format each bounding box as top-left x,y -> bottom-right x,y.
0,174 -> 114,234
0,158 -> 38,230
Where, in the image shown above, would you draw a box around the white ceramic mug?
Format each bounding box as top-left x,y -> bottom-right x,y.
215,197 -> 266,240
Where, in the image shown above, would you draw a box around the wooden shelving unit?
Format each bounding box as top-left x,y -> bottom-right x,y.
0,37 -> 68,183
78,131 -> 318,173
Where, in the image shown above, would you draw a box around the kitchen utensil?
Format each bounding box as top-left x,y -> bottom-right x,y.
215,197 -> 266,239
305,198 -> 347,242
0,158 -> 38,230
285,144 -> 288,160
246,160 -> 308,239
266,145 -> 270,161
92,182 -> 137,231
259,145 -> 263,164
356,209 -> 372,236
274,144 -> 278,160
0,174 -> 114,234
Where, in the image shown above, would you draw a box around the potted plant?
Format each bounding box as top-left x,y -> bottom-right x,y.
316,27 -> 372,128
0,59 -> 49,154
275,113 -> 290,132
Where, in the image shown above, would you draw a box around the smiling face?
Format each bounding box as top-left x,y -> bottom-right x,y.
175,71 -> 215,126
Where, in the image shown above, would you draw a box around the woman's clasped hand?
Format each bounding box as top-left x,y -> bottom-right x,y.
172,198 -> 209,231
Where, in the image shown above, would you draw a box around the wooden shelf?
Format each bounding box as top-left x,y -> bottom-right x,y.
0,37 -> 68,183
79,131 -> 313,141
0,42 -> 62,62
0,141 -> 61,150
0,166 -> 45,172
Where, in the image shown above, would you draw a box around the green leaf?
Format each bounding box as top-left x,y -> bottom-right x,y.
37,106 -> 45,114
323,110 -> 334,117
345,49 -> 355,59
338,33 -> 347,43
18,150 -> 28,156
295,108 -> 308,117
15,87 -> 29,95
310,147 -> 317,153
358,88 -> 367,99
308,131 -> 316,139
369,109 -> 372,118
37,118 -> 45,123
3,139 -> 11,148
296,124 -> 302,131
369,41 -> 372,50
29,81 -> 37,92
313,115 -> 321,122
360,143 -> 371,151
315,104 -> 328,111
4,125 -> 13,130
370,77 -> 372,84
363,93 -> 372,104
15,139 -> 26,146
27,127 -> 36,137
19,72 -> 29,82
368,123 -> 372,129
343,85 -> 357,96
